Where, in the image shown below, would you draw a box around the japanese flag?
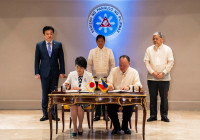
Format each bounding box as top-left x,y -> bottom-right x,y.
85,77 -> 96,92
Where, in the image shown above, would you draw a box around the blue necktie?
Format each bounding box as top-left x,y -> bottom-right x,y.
47,42 -> 51,57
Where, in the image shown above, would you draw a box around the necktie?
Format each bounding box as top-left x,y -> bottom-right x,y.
47,42 -> 51,57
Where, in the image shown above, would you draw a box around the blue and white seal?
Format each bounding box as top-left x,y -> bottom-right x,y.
88,4 -> 123,40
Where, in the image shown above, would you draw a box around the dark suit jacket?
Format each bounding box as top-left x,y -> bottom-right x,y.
34,40 -> 65,78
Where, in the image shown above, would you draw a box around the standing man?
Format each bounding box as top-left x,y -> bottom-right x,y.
87,35 -> 115,121
35,26 -> 65,121
107,55 -> 142,134
144,32 -> 174,122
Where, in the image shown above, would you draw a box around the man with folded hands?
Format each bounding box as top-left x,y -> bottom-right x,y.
144,32 -> 174,122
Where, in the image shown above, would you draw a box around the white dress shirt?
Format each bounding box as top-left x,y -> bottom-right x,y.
107,67 -> 142,91
63,70 -> 94,91
144,43 -> 174,81
87,46 -> 115,80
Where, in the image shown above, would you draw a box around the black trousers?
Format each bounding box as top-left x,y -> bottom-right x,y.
95,104 -> 105,117
41,71 -> 59,116
94,81 -> 106,117
107,104 -> 133,130
148,80 -> 170,118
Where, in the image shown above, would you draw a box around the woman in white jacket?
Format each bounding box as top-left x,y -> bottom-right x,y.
63,56 -> 94,137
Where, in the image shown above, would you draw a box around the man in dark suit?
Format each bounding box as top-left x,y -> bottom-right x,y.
35,26 -> 65,121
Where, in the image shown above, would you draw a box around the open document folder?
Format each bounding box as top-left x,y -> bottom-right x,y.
108,90 -> 131,93
64,90 -> 89,93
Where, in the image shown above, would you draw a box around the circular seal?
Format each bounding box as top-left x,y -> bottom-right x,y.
88,4 -> 123,40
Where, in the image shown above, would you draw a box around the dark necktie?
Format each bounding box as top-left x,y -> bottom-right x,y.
47,42 -> 51,57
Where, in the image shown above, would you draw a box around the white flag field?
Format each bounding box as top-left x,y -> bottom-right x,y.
85,77 -> 96,92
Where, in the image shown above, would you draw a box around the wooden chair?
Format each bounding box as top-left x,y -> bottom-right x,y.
108,105 -> 138,133
61,104 -> 94,132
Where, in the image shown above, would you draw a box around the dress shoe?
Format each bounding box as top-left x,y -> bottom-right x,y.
161,116 -> 170,122
147,117 -> 157,122
52,115 -> 60,121
111,128 -> 121,134
40,116 -> 48,121
78,131 -> 83,135
122,128 -> 131,134
72,132 -> 77,137
93,116 -> 100,121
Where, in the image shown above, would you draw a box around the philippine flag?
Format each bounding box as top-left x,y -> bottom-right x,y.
98,78 -> 109,93
85,77 -> 96,92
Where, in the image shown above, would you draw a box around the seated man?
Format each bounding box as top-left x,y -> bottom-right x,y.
107,55 -> 142,134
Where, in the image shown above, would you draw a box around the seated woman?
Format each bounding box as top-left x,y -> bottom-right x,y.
63,56 -> 94,137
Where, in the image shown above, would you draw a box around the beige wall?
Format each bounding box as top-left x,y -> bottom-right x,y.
0,0 -> 200,110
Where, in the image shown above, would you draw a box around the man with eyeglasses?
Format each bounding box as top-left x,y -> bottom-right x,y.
144,32 -> 174,122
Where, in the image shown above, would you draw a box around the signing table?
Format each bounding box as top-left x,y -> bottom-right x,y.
48,91 -> 147,140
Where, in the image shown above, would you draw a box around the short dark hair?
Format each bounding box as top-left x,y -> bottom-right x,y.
119,55 -> 130,62
43,26 -> 54,34
75,56 -> 87,69
96,35 -> 105,42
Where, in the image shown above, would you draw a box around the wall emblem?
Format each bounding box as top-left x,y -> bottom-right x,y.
88,4 -> 123,40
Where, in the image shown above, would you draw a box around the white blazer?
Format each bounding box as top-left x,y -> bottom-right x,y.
63,70 -> 94,91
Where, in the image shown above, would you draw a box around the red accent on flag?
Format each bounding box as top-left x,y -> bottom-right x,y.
89,82 -> 95,88
98,84 -> 106,90
100,17 -> 111,27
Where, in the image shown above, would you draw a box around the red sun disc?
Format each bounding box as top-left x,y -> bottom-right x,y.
89,82 -> 95,88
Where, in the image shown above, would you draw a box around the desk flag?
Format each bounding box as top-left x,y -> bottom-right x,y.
85,77 -> 96,92
98,78 -> 109,93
